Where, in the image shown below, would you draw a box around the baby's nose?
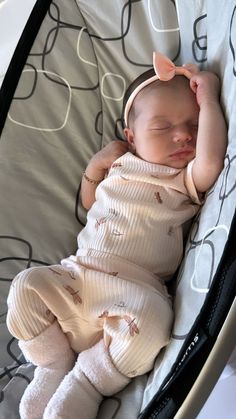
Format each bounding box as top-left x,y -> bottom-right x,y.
173,125 -> 192,143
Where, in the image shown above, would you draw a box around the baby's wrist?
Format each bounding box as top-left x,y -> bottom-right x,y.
85,159 -> 107,182
83,171 -> 103,185
199,97 -> 220,109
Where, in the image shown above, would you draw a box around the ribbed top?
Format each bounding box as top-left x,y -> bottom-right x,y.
68,153 -> 200,279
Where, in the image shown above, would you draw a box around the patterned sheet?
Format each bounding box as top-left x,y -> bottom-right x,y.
0,1 -> 236,417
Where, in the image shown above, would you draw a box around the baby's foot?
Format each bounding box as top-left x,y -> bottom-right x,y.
18,322 -> 75,419
20,356 -> 75,419
43,368 -> 102,419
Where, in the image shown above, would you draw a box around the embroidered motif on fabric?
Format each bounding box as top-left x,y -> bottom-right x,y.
154,191 -> 163,203
95,217 -> 108,230
98,310 -> 109,319
95,209 -> 118,230
123,316 -> 139,336
98,308 -> 139,336
49,267 -> 77,280
112,229 -> 124,236
111,162 -> 122,168
98,302 -> 127,316
114,301 -> 127,308
63,285 -> 82,304
68,270 -> 76,280
168,226 -> 174,236
109,208 -> 119,216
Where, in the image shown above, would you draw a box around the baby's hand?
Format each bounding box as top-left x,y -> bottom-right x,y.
82,140 -> 129,210
190,71 -> 220,107
89,140 -> 129,174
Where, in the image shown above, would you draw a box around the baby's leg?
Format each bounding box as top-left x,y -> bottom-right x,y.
44,339 -> 129,419
18,321 -> 75,419
43,270 -> 173,419
7,265 -> 84,419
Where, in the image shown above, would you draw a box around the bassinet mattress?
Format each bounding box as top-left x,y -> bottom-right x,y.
0,1 -> 236,418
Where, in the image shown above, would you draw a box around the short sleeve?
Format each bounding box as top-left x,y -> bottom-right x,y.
184,160 -> 204,205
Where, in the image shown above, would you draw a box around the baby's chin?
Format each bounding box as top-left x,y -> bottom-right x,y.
149,159 -> 193,169
167,154 -> 196,169
167,160 -> 192,169
137,153 -> 195,168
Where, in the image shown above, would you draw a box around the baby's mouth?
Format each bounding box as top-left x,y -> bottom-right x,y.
169,148 -> 194,159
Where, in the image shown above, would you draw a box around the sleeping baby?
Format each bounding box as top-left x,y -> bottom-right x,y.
7,52 -> 227,419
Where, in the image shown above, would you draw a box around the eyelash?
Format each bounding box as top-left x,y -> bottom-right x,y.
151,126 -> 170,131
152,123 -> 198,131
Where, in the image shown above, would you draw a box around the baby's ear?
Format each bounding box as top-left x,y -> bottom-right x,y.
123,127 -> 134,145
183,63 -> 199,75
123,128 -> 136,153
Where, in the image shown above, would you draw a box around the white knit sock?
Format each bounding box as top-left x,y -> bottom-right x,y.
43,339 -> 130,419
43,368 -> 102,419
19,321 -> 75,419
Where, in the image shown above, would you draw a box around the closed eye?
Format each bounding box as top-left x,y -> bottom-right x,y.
149,124 -> 171,131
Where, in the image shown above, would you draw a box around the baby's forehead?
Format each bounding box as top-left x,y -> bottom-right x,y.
124,74 -> 194,126
132,77 -> 192,114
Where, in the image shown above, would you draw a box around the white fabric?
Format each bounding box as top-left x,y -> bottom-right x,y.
18,322 -> 75,419
43,369 -> 102,419
44,340 -> 130,419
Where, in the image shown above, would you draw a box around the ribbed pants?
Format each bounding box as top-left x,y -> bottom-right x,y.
7,264 -> 173,377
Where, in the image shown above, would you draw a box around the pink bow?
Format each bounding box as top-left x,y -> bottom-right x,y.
153,52 -> 199,81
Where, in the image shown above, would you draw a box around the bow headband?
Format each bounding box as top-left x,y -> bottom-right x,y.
124,52 -> 198,126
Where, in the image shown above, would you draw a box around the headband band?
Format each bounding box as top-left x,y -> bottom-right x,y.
124,52 -> 198,126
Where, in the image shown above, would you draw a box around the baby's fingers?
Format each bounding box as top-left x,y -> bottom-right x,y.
190,77 -> 198,94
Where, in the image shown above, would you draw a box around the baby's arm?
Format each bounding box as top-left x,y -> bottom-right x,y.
190,71 -> 227,193
81,140 -> 129,210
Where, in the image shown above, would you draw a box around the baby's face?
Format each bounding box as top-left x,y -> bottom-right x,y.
125,77 -> 199,169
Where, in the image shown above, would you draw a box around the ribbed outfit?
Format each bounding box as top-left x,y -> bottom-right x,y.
7,152 -> 201,416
